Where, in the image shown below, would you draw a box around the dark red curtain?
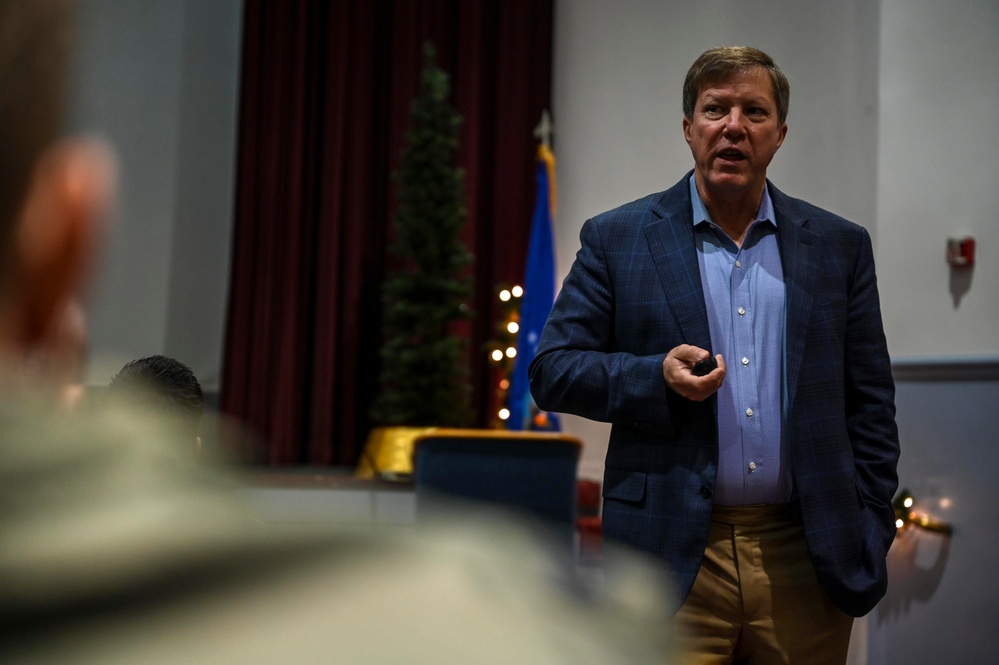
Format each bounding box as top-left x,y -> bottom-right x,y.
221,0 -> 553,466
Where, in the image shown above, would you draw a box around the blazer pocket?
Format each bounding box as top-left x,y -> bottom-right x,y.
602,466 -> 647,504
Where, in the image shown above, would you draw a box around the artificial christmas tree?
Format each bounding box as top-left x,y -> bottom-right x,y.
369,41 -> 474,429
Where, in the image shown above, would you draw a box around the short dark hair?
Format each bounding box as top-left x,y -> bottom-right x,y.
682,46 -> 790,125
106,355 -> 205,438
0,0 -> 72,257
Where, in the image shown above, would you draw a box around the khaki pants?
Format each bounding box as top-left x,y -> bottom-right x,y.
673,503 -> 853,665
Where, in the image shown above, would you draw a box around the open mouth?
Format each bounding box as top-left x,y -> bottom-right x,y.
717,149 -> 745,162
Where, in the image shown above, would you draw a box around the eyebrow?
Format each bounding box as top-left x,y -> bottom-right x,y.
699,91 -> 773,108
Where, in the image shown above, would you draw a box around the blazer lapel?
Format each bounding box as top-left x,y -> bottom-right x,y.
772,184 -> 819,405
643,177 -> 712,351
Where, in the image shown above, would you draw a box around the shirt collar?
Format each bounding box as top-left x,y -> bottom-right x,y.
688,174 -> 776,229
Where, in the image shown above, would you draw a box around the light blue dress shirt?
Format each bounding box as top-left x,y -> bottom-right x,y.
689,175 -> 791,506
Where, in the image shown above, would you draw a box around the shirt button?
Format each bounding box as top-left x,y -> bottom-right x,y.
749,461 -> 757,472
746,408 -> 754,417
735,260 -> 742,268
741,357 -> 749,366
737,307 -> 746,316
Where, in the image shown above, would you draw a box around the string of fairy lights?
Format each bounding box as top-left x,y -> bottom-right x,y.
486,284 -> 524,427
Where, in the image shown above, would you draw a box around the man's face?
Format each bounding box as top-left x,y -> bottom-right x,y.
683,67 -> 787,199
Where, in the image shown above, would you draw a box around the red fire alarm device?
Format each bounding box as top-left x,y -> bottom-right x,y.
946,236 -> 975,267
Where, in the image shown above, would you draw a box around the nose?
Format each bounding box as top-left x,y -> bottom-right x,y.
722,109 -> 746,139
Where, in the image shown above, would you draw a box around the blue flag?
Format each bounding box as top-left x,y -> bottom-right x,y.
508,144 -> 560,431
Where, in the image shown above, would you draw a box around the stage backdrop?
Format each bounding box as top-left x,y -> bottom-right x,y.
222,0 -> 553,465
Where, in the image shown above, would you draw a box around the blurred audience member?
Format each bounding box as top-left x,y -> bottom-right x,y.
104,354 -> 205,448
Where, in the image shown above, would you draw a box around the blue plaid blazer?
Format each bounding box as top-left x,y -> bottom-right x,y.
529,173 -> 899,617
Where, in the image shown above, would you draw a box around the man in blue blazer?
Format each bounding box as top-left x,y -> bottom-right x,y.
530,46 -> 899,663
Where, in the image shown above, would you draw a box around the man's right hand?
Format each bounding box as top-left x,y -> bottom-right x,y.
663,344 -> 725,401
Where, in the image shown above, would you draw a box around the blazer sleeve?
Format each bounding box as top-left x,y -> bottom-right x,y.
528,218 -> 676,435
844,227 -> 900,551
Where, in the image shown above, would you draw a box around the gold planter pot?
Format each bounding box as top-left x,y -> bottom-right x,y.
355,426 -> 437,482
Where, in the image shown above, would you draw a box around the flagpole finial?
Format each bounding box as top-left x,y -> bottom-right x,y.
533,110 -> 553,147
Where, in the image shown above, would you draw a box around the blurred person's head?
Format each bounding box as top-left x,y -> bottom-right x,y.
0,0 -> 114,386
105,355 -> 205,446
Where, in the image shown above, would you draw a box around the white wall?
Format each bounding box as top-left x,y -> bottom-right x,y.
877,0 -> 999,358
67,0 -> 242,390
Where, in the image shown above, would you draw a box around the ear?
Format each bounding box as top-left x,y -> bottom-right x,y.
683,116 -> 693,145
12,140 -> 115,349
775,122 -> 788,151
